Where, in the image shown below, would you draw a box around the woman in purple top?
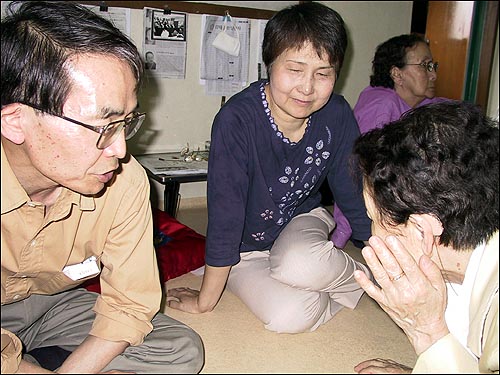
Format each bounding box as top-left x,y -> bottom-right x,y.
354,34 -> 448,135
167,2 -> 372,333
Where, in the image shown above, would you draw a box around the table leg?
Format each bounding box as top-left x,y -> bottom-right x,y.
163,180 -> 180,217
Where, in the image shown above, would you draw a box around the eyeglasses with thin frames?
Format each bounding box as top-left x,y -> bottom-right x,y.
25,104 -> 146,149
405,61 -> 439,73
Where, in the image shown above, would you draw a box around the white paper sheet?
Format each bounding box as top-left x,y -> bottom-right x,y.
200,15 -> 250,96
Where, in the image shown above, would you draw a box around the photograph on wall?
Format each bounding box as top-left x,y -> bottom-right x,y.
151,10 -> 186,41
143,7 -> 187,79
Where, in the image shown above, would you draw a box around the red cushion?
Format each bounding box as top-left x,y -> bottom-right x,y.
152,208 -> 206,283
82,208 -> 205,293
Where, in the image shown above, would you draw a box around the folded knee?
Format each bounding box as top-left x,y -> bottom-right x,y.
270,247 -> 336,289
263,294 -> 328,334
180,330 -> 205,373
264,312 -> 316,334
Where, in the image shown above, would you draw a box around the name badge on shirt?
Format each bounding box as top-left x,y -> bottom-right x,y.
62,256 -> 100,281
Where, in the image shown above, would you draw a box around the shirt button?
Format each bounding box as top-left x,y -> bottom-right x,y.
21,275 -> 27,278
31,240 -> 36,247
13,295 -> 21,300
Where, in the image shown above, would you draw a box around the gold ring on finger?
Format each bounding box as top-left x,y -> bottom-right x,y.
389,271 -> 405,281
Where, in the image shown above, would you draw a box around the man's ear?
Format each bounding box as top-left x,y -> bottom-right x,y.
1,103 -> 26,145
390,66 -> 403,86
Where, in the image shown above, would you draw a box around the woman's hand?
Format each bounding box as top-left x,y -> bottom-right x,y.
167,265 -> 232,314
354,358 -> 412,374
167,287 -> 205,313
353,235 -> 449,355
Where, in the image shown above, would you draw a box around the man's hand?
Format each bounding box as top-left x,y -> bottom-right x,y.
354,358 -> 412,374
18,359 -> 54,374
56,335 -> 129,373
18,357 -> 134,374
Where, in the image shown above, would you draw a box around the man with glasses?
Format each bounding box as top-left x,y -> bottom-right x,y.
1,2 -> 203,373
353,33 -> 448,135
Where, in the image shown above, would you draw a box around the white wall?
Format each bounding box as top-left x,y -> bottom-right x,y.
320,1 -> 413,105
124,1 -> 414,204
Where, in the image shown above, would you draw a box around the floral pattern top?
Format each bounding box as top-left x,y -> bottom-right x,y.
205,80 -> 370,267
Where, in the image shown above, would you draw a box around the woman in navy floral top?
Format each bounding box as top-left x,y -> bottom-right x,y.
168,2 -> 372,333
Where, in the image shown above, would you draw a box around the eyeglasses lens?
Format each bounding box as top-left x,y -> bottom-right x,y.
426,62 -> 438,72
97,113 -> 145,149
124,114 -> 145,139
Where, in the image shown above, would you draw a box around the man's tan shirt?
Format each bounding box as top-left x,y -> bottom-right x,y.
1,145 -> 161,372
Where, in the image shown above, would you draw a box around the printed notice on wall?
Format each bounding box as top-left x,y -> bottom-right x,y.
257,19 -> 268,80
85,6 -> 131,37
2,1 -> 130,33
1,1 -> 14,19
200,15 -> 250,96
143,7 -> 187,79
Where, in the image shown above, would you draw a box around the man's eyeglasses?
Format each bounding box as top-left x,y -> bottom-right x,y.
405,61 -> 439,73
26,104 -> 146,149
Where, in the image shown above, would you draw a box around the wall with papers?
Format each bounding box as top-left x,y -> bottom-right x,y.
1,1 -> 414,201
141,1 -> 413,201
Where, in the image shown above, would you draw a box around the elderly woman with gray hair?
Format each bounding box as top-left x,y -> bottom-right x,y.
353,101 -> 498,374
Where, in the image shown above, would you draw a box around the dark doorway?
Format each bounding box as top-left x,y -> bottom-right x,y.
411,1 -> 428,35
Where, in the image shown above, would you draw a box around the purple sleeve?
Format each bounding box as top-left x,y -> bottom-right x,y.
330,203 -> 352,248
354,87 -> 407,134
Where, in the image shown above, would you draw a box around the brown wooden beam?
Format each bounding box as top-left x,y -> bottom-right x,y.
75,1 -> 277,19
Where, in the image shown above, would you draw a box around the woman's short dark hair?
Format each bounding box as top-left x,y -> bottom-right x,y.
262,2 -> 347,79
370,33 -> 427,89
1,1 -> 144,115
354,101 -> 499,250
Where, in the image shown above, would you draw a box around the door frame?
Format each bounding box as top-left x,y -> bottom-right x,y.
463,1 -> 499,110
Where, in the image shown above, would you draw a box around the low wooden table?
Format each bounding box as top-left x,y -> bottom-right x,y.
135,151 -> 208,217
